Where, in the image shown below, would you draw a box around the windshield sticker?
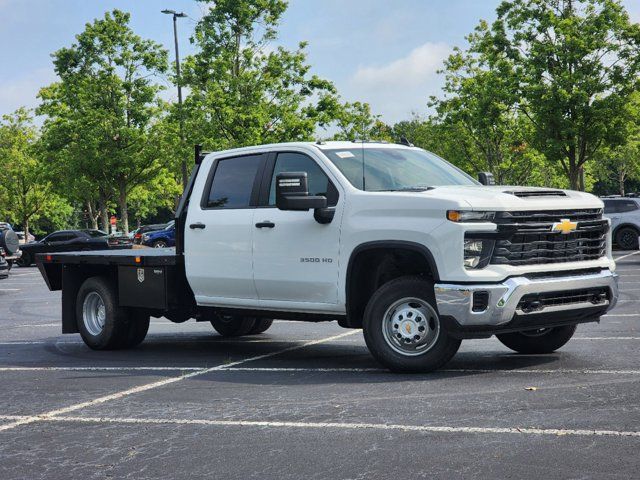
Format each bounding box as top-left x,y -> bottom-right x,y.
335,151 -> 355,158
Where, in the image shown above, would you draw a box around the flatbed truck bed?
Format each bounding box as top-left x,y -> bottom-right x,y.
37,248 -> 194,334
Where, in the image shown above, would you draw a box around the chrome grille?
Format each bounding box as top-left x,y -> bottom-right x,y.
490,209 -> 607,266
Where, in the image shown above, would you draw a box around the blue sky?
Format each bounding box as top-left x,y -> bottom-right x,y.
1,0 -> 638,123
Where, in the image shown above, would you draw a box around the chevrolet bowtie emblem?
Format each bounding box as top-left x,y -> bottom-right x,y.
551,218 -> 577,234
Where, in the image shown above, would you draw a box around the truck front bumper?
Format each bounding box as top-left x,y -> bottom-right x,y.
434,269 -> 618,338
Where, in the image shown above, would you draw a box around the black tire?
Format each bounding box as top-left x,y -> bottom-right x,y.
120,310 -> 150,348
615,226 -> 639,250
76,276 -> 132,350
17,253 -> 31,267
248,318 -> 274,334
496,324 -> 577,354
210,314 -> 256,337
362,276 -> 461,373
152,240 -> 168,248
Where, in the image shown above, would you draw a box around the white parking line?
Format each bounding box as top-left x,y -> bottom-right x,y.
7,323 -> 60,328
0,414 -> 636,438
0,289 -> 20,292
1,366 -> 639,375
573,337 -> 640,340
0,330 -> 358,432
0,367 -> 204,372
603,313 -> 640,317
615,251 -> 640,261
0,338 -> 326,346
222,367 -> 640,375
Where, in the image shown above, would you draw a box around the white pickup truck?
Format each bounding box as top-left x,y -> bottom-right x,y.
37,142 -> 619,372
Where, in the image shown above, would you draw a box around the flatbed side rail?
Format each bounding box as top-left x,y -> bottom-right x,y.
35,251 -> 189,334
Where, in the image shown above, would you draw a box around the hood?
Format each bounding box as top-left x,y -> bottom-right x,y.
423,185 -> 602,211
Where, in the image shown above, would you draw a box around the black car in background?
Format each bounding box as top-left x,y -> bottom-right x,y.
17,230 -> 110,267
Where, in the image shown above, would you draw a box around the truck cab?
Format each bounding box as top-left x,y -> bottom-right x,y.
38,141 -> 618,372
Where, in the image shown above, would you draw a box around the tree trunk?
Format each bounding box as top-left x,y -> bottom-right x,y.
619,171 -> 625,196
23,217 -> 29,242
568,167 -> 580,190
86,200 -> 99,230
578,166 -> 585,191
98,195 -> 109,233
118,180 -> 129,235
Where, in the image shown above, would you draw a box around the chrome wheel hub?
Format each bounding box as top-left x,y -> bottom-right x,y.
382,297 -> 440,356
83,292 -> 106,336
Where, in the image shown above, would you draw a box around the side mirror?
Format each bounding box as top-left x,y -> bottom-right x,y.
276,172 -> 327,211
478,172 -> 495,186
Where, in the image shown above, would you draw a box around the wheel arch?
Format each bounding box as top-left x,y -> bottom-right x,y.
343,241 -> 440,328
612,222 -> 640,237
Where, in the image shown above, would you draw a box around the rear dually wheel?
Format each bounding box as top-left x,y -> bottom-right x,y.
76,276 -> 149,350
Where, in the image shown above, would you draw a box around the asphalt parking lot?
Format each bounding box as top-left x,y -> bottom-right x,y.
1,253 -> 639,479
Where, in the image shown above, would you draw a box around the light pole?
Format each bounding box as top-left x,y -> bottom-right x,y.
161,9 -> 188,190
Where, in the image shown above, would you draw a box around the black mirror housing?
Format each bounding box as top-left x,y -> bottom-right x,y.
478,172 -> 495,185
276,172 -> 327,211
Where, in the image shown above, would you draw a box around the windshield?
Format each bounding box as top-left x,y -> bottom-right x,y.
322,147 -> 478,191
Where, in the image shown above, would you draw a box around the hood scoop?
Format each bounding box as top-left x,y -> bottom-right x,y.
505,189 -> 567,198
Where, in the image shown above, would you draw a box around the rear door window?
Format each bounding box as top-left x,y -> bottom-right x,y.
205,155 -> 263,209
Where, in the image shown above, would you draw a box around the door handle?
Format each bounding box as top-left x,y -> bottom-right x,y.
189,223 -> 206,230
255,221 -> 275,229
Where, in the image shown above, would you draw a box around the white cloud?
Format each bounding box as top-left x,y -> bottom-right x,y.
347,42 -> 452,123
0,68 -> 56,117
353,42 -> 452,88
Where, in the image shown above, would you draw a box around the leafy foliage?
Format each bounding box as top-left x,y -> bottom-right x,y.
0,109 -> 71,236
38,10 -> 169,233
178,0 -> 343,150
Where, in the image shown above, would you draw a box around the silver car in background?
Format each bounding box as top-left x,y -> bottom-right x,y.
602,196 -> 640,250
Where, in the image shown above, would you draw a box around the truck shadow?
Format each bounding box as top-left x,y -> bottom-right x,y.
21,335 -> 573,386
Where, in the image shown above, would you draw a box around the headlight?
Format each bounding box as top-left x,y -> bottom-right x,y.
142,234 -> 149,242
447,210 -> 495,222
463,238 -> 494,269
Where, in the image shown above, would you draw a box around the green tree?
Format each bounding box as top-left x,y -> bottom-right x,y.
332,102 -> 393,142
38,10 -> 168,233
479,0 -> 640,190
593,92 -> 640,195
179,0 -> 343,151
431,41 -> 543,185
0,109 -> 71,237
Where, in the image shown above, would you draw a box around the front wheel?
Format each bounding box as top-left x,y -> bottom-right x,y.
152,240 -> 168,248
496,325 -> 577,354
615,227 -> 639,250
362,276 -> 461,373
